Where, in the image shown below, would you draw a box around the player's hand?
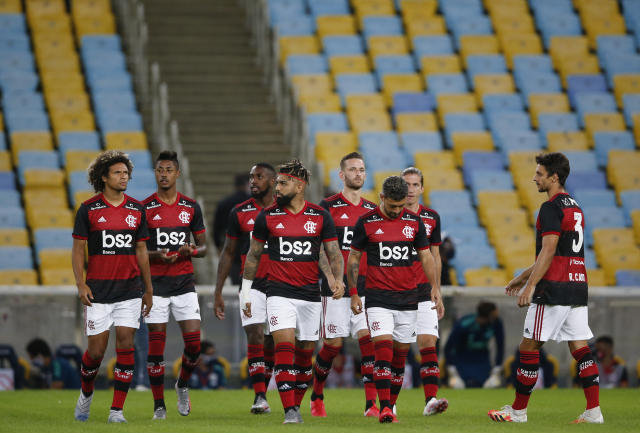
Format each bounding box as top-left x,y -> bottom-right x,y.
77,282 -> 93,307
351,295 -> 363,315
430,286 -> 445,320
331,279 -> 345,300
505,276 -> 527,296
214,294 -> 225,320
178,243 -> 195,257
517,286 -> 534,308
159,248 -> 178,264
141,290 -> 153,317
242,302 -> 252,318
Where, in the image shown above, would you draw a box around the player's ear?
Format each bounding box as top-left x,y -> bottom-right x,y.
338,170 -> 345,181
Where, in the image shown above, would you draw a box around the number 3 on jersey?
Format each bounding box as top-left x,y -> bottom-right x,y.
572,212 -> 583,253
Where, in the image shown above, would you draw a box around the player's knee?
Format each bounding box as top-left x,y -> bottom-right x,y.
323,337 -> 343,348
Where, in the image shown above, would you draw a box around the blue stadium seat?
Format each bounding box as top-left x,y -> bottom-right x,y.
401,132 -> 443,154
308,0 -> 349,17
453,245 -> 498,284
531,0 -> 574,16
622,94 -> 640,126
564,151 -> 598,173
34,228 -> 73,254
0,246 -> 32,270
482,93 -> 525,114
322,35 -> 364,56
0,172 -> 16,190
359,131 -> 400,148
0,132 -> 5,151
274,15 -> 315,36
584,247 -> 597,269
620,190 -> 640,224
565,171 -> 607,194
0,190 -> 20,208
363,16 -> 403,40
0,14 -> 27,34
566,75 -> 607,108
128,169 -> 157,191
574,92 -> 617,127
593,132 -> 635,167
87,75 -> 133,92
439,208 -> 480,230
537,12 -> 582,48
497,131 -> 544,161
518,72 -> 562,105
93,92 -> 137,119
573,189 -> 617,209
426,73 -> 468,96
335,73 -> 377,100
3,92 -> 45,115
81,35 -> 121,52
596,35 -> 636,69
286,54 -> 328,75
17,151 -> 59,184
430,190 -> 473,212
486,112 -> 531,136
127,188 -> 156,202
538,113 -> 579,145
267,0 -> 306,26
306,113 -> 348,144
470,170 -> 514,200
83,51 -> 127,72
0,71 -> 39,92
0,35 -> 30,52
98,113 -> 143,133
449,226 -> 490,247
462,151 -> 503,186
365,151 -> 409,173
444,113 -> 485,146
68,171 -> 89,196
0,51 -> 34,72
603,54 -> 640,87
513,55 -> 553,87
375,55 -> 415,86
392,93 -> 433,115
466,55 -> 507,83
127,151 -> 153,170
0,207 -> 25,228
449,16 -> 492,47
5,112 -> 49,133
616,270 -> 640,286
58,132 -> 101,161
413,35 -> 454,63
582,206 -> 626,246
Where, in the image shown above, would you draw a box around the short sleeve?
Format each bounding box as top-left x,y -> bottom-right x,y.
539,201 -> 562,237
225,207 -> 241,239
350,217 -> 367,251
430,212 -> 442,246
191,202 -> 206,234
137,209 -> 149,241
321,209 -> 338,242
414,218 -> 430,250
251,210 -> 268,243
72,204 -> 89,240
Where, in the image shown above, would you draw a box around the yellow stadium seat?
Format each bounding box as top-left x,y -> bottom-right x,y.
494,234 -> 536,264
26,0 -> 65,20
353,0 -> 395,27
50,111 -> 95,135
10,132 -> 54,164
547,131 -> 590,151
24,169 -> 65,189
73,190 -> 94,210
501,34 -> 543,68
477,191 -> 520,214
484,208 -> 529,230
586,268 -> 606,286
599,246 -> 640,285
583,14 -> 626,49
509,151 -> 539,172
632,210 -> 640,244
298,93 -> 342,113
104,132 -> 148,151
503,252 -> 535,278
413,151 -> 456,171
317,15 -> 356,37
41,268 -> 76,285
493,14 -> 536,38
38,55 -> 81,74
395,112 -> 438,132
400,0 -> 438,24
0,0 -> 21,13
65,150 -> 101,173
373,170 -> 401,193
474,74 -> 515,103
0,151 -> 12,171
348,110 -> 392,133
346,93 -> 386,112
315,132 -> 358,159
23,188 -> 67,209
451,132 -> 494,165
593,228 -> 636,263
610,169 -> 640,198
0,112 -> 3,131
549,36 -> 590,69
329,55 -> 370,75
607,151 -> 640,183
0,229 -> 29,247
291,74 -> 333,97
42,72 -> 85,93
421,169 -> 464,197
436,93 -> 477,125
72,0 -> 111,18
279,36 -> 320,66
33,33 -> 75,57
27,208 -> 73,230
528,94 -> 570,128
39,249 -> 72,270
584,113 -> 625,144
459,35 -> 500,63
486,0 -> 529,14
0,270 -> 38,285
360,189 -> 378,203
420,55 -> 462,76
74,13 -> 116,37
30,14 -> 73,35
464,268 -> 509,286
46,92 -> 91,113
614,75 -> 640,108
382,73 -> 423,105
368,35 -> 409,58
557,55 -> 600,87
406,17 -> 446,40
575,0 -> 619,15
514,186 -> 546,224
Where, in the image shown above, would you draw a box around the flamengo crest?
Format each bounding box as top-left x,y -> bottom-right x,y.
304,220 -> 317,234
125,214 -> 137,228
179,210 -> 191,224
402,225 -> 414,239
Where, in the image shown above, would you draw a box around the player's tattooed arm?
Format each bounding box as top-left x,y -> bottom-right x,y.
214,236 -> 239,320
243,237 -> 265,281
347,249 -> 363,313
324,240 -> 344,299
72,238 -> 93,306
318,248 -> 336,287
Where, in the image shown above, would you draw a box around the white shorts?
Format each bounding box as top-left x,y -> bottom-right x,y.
240,289 -> 270,334
146,292 -> 201,324
321,296 -> 369,339
85,298 -> 141,336
416,301 -> 439,338
366,307 -> 417,343
523,304 -> 593,342
266,296 -> 321,341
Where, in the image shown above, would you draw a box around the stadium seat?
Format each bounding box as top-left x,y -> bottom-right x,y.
413,151 -> 456,171
616,270 -> 640,286
547,131 -> 589,152
564,171 -> 608,195
463,152 -> 504,185
41,268 -> 75,285
436,93 -> 478,125
426,73 -> 468,96
420,55 -> 461,76
464,268 -> 509,286
466,55 -> 507,82
306,113 -> 348,145
567,75 -> 607,108
367,35 -> 409,59
593,132 -> 635,167
620,190 -> 640,224
322,35 -> 364,56
575,93 -> 617,127
429,189 -> 474,211
0,228 -> 29,247
27,207 -> 73,230
335,73 -> 377,100
474,75 -> 516,104
501,34 -> 543,69
0,246 -> 32,270
459,35 -> 499,63
39,249 -> 71,269
483,93 -> 524,114
622,94 -> 640,126
0,269 -> 38,285
104,132 -> 147,151
413,35 -> 454,60
33,228 -> 73,254
275,16 -> 315,37
528,93 -> 570,128
451,132 -> 493,165
573,189 -> 617,209
329,55 -> 370,75
298,93 -> 341,113
421,169 -> 464,197
9,132 -> 54,164
286,54 -> 328,75
395,112 -> 437,132
400,132 -> 443,154
564,151 -> 598,173
348,110 -> 392,133
584,113 -> 625,144
381,73 -> 423,105
291,74 -> 332,97
538,113 -> 579,145
518,73 -> 562,105
392,92 -> 433,115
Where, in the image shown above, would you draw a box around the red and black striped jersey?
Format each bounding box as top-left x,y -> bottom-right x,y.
319,192 -> 376,296
351,207 -> 430,311
226,198 -> 271,293
143,193 -> 205,297
534,192 -> 588,306
252,201 -> 338,302
410,205 -> 442,302
72,193 -> 149,303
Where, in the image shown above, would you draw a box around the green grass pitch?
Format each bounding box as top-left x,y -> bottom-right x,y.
2,388 -> 636,432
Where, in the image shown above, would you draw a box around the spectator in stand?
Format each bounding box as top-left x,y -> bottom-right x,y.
26,338 -> 80,389
594,336 -> 628,388
189,341 -> 227,390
